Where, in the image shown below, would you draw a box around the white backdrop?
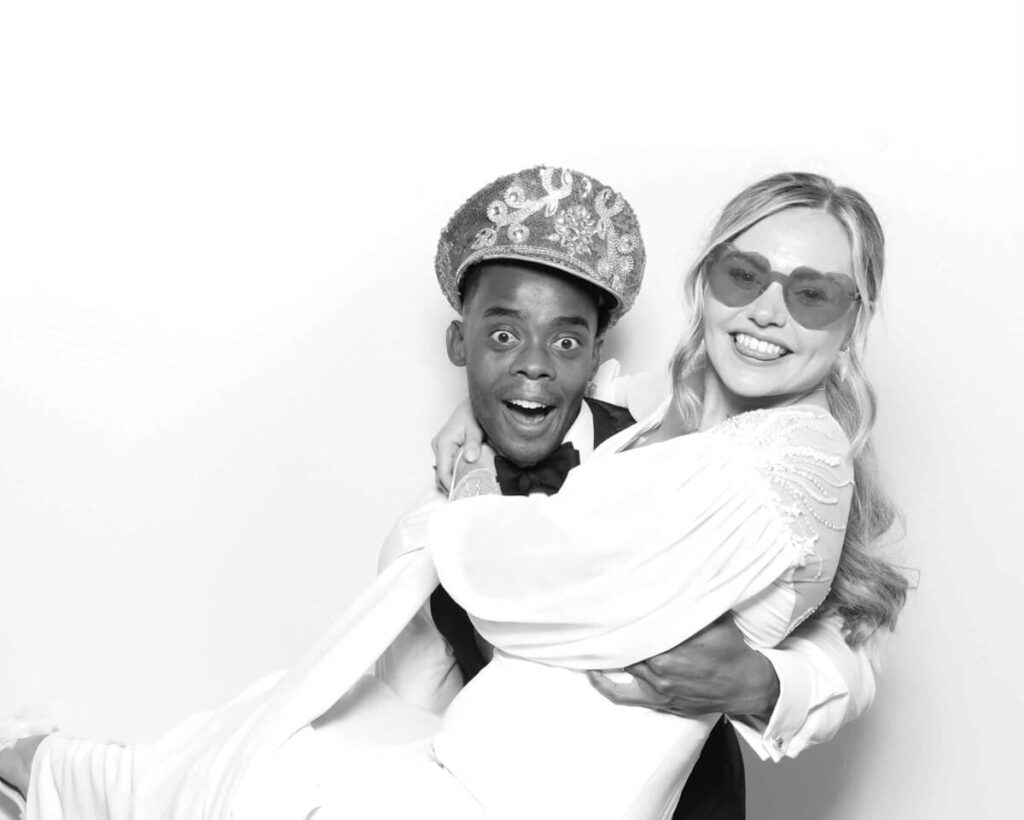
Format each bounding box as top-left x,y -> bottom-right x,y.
2,2 -> 1021,818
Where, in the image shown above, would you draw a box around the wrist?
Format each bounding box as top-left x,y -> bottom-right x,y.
724,649 -> 780,720
747,651 -> 781,719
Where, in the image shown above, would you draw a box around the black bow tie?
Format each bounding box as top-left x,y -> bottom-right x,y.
493,442 -> 581,497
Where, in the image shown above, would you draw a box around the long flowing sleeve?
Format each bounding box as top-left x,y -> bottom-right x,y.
25,736 -> 144,820
23,548 -> 442,820
427,407 -> 853,670
375,490 -> 464,715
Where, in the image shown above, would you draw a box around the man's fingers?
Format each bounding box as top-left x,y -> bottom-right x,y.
463,426 -> 484,463
433,398 -> 484,479
586,670 -> 663,708
623,660 -> 669,692
434,469 -> 450,495
434,443 -> 459,492
586,671 -> 645,705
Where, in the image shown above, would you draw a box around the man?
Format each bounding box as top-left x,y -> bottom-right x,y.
377,166 -> 877,818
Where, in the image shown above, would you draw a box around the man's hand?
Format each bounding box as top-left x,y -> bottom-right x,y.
587,614 -> 780,719
432,399 -> 485,493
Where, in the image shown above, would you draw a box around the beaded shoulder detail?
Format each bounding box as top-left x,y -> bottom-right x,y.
707,407 -> 854,597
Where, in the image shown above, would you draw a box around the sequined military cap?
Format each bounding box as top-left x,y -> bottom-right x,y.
436,166 -> 645,327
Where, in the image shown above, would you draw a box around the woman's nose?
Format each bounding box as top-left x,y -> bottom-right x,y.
746,282 -> 788,327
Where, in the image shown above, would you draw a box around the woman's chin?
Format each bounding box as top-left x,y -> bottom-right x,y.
713,374 -> 814,410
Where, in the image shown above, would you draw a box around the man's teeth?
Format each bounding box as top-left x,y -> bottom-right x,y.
734,333 -> 788,358
508,399 -> 549,410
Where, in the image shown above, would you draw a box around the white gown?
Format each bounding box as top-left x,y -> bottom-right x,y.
24,404 -> 852,820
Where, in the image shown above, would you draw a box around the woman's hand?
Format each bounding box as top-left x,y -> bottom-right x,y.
432,399 -> 485,493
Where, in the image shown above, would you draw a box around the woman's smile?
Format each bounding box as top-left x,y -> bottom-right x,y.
731,331 -> 791,362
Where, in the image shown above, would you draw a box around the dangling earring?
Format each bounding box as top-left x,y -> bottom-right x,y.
835,347 -> 850,381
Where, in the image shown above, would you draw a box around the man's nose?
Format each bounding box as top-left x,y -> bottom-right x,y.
746,282 -> 788,328
512,341 -> 555,380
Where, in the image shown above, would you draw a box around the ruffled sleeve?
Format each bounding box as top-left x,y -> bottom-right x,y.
427,407 -> 853,670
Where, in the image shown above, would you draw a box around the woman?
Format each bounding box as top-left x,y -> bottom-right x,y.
1,172 -> 907,819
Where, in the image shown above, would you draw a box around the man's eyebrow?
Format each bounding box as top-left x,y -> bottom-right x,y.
552,315 -> 592,330
481,306 -> 527,320
480,306 -> 593,331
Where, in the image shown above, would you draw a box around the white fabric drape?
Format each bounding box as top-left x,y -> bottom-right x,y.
25,405 -> 852,819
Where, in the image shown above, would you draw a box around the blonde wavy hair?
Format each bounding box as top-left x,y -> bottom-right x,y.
669,172 -> 908,645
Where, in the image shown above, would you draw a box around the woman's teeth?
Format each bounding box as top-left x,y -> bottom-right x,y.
733,332 -> 788,360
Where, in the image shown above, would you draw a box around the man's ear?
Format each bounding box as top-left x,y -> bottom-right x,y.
446,320 -> 467,366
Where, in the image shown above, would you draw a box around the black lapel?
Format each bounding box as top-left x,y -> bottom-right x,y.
584,396 -> 637,446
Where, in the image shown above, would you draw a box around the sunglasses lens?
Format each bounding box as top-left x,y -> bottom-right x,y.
707,256 -> 766,307
785,270 -> 856,329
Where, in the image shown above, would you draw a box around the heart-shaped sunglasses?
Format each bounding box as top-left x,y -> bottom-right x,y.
704,244 -> 861,330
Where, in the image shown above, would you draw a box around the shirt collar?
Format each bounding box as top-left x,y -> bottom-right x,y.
562,400 -> 594,462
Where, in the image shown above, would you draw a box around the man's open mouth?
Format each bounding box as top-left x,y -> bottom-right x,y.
503,398 -> 556,426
